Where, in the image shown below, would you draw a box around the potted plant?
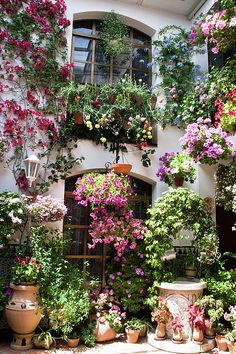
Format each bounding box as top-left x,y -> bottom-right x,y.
171,316 -> 184,344
214,323 -> 228,352
32,329 -> 55,349
196,295 -> 224,338
156,152 -> 196,187
184,250 -> 198,279
100,10 -> 128,58
5,256 -> 41,350
188,304 -> 207,344
215,87 -> 236,134
27,195 -> 67,223
180,118 -> 233,165
151,297 -> 172,340
225,329 -> 236,352
65,331 -> 80,348
125,318 -> 144,343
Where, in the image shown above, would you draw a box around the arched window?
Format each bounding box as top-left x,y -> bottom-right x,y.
72,19 -> 151,85
64,174 -> 152,286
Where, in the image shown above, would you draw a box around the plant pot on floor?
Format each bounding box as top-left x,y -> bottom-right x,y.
215,334 -> 228,351
94,319 -> 116,342
5,283 -> 41,351
67,338 -> 80,348
126,329 -> 140,343
226,340 -> 236,353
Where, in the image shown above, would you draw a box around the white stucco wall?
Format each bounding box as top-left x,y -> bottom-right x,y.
1,0 -> 231,211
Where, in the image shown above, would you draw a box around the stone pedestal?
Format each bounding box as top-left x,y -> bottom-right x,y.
158,279 -> 207,340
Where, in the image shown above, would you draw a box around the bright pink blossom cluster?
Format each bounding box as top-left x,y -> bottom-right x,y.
180,118 -> 233,165
189,5 -> 236,54
188,304 -> 208,331
215,87 -> 236,133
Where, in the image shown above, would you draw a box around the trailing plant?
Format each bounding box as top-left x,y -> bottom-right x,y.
100,10 -> 128,58
145,188 -> 219,308
156,152 -> 196,186
215,161 -> 236,211
189,0 -> 236,54
107,244 -> 152,314
74,171 -> 147,257
179,59 -> 236,126
152,25 -> 198,127
215,87 -> 236,134
180,118 -> 233,165
0,0 -> 83,193
61,76 -> 157,166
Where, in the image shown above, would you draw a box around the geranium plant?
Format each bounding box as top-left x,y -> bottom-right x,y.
189,0 -> 236,54
180,118 -> 233,165
156,152 -> 196,186
27,195 -> 67,222
11,256 -> 41,285
215,161 -> 236,211
215,87 -> 236,133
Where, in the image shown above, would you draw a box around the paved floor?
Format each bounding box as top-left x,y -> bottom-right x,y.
0,335 -> 220,354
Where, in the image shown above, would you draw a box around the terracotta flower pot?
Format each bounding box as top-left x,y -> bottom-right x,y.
110,163 -> 132,174
226,340 -> 236,353
215,334 -> 227,351
155,322 -> 166,340
67,338 -> 80,348
173,176 -> 184,187
192,326 -> 204,345
126,329 -> 140,343
205,326 -> 215,339
94,319 -> 116,342
172,329 -> 183,344
5,283 -> 41,350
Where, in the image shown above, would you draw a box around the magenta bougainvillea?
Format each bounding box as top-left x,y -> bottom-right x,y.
0,0 -> 82,192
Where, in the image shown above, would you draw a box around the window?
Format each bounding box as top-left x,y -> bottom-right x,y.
64,174 -> 152,286
72,20 -> 151,85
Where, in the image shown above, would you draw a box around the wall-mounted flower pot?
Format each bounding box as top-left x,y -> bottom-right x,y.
74,112 -> 84,124
110,164 -> 132,174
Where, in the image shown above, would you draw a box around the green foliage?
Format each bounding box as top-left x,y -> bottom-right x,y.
30,226 -> 91,336
80,322 -> 96,347
100,10 -> 128,58
196,295 -> 224,329
153,25 -> 197,127
145,188 -> 219,307
215,161 -> 236,211
125,317 -> 145,331
0,274 -> 7,311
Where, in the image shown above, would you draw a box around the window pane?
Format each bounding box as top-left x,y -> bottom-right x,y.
74,62 -> 91,84
94,64 -> 110,84
73,20 -> 93,35
133,29 -> 150,45
95,41 -> 110,64
87,259 -> 102,281
113,52 -> 130,66
132,48 -> 149,69
67,229 -> 86,255
65,199 -> 90,225
74,37 -> 93,62
132,70 -> 149,85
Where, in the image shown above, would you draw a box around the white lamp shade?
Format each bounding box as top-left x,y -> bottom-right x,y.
23,154 -> 41,187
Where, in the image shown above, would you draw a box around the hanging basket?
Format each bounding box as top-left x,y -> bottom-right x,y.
173,176 -> 184,187
110,164 -> 132,174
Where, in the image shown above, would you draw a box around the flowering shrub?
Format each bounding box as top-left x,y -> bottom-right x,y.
224,305 -> 236,329
189,0 -> 236,54
91,289 -> 126,333
11,256 -> 41,284
74,172 -> 147,257
215,87 -> 236,133
215,162 -> 236,211
27,195 -> 67,222
151,297 -> 172,324
152,25 -> 197,127
179,60 -> 236,126
156,152 -> 196,186
107,244 -> 152,314
180,118 -> 233,165
0,192 -> 25,252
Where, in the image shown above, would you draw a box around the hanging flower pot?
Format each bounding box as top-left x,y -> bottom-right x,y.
173,176 -> 184,187
110,163 -> 132,174
5,283 -> 41,350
